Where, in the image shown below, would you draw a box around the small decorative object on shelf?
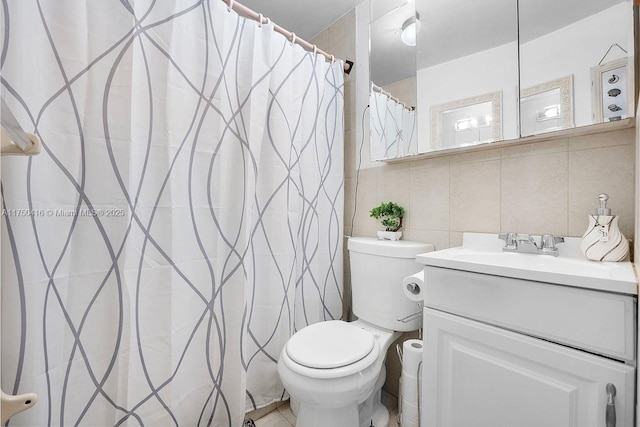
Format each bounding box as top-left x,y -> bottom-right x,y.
591,55 -> 632,123
581,193 -> 629,262
370,201 -> 405,241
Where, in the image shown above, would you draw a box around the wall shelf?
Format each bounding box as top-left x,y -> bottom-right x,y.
379,118 -> 635,164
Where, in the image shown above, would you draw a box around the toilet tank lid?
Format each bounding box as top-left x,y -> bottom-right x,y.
348,237 -> 434,258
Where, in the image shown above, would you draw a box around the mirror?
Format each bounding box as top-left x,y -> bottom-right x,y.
519,0 -> 635,135
406,0 -> 636,157
369,0 -> 418,161
415,0 -> 519,153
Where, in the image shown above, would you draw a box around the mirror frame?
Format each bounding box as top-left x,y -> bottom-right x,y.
520,75 -> 574,136
430,91 -> 502,151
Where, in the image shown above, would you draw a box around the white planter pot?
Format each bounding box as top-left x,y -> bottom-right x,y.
377,231 -> 402,241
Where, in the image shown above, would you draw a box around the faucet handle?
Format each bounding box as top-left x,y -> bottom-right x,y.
540,234 -> 564,254
498,232 -> 517,249
541,234 -> 565,247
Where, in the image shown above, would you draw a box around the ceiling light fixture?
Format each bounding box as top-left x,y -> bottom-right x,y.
401,13 -> 421,47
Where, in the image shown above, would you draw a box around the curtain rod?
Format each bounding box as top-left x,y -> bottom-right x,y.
371,83 -> 411,110
222,0 -> 354,74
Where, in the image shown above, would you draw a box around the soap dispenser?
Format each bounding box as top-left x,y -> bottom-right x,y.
580,193 -> 629,261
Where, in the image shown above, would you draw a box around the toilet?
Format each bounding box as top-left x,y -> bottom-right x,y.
278,237 -> 434,427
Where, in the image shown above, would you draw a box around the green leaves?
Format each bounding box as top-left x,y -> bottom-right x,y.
369,201 -> 405,232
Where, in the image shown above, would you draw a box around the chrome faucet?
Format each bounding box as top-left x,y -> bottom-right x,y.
498,233 -> 564,256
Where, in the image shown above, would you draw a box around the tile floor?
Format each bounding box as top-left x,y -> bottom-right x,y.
252,393 -> 400,427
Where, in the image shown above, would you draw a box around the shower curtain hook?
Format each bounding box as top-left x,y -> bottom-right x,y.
290,32 -> 296,46
227,0 -> 234,12
258,13 -> 263,27
264,17 -> 270,25
330,55 -> 335,64
313,45 -> 318,55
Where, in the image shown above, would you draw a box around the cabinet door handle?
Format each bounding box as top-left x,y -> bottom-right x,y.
606,383 -> 616,427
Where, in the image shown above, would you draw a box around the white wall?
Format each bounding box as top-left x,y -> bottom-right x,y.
417,42 -> 519,152
414,2 -> 633,154
520,2 -> 633,127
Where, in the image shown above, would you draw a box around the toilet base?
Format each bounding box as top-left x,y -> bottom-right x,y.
297,403 -> 358,427
291,376 -> 390,427
358,378 -> 389,427
361,402 -> 389,427
294,401 -> 390,427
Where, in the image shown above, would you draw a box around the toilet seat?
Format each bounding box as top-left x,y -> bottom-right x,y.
281,321 -> 381,379
286,320 -> 375,369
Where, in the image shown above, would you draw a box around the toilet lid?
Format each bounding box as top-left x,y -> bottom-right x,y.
286,321 -> 376,369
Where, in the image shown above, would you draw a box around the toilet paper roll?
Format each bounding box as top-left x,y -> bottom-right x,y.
401,400 -> 419,427
400,339 -> 423,426
402,339 -> 423,374
403,271 -> 425,302
400,373 -> 420,407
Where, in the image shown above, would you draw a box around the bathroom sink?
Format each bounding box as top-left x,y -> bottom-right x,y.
416,233 -> 637,294
420,233 -> 638,426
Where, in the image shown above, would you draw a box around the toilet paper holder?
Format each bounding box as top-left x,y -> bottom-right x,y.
397,303 -> 423,323
406,282 -> 421,295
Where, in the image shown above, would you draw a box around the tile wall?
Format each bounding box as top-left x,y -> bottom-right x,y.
310,9 -> 357,321
346,128 -> 636,250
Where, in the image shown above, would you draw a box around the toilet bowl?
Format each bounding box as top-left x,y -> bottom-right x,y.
278,320 -> 399,427
278,238 -> 434,427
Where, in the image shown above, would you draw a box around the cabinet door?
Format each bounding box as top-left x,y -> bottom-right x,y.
423,309 -> 635,427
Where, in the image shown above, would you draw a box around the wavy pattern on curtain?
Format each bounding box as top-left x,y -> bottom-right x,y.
0,1 -> 343,426
370,90 -> 416,160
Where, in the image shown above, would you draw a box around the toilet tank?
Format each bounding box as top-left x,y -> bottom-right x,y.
348,238 -> 434,332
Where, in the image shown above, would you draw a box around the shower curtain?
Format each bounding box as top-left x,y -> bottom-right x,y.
0,1 -> 343,426
369,90 -> 416,160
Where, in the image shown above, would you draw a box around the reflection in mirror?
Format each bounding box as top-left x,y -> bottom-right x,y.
370,83 -> 416,159
416,0 -> 519,153
520,76 -> 573,136
369,0 -> 417,161
431,92 -> 502,150
519,0 -> 635,134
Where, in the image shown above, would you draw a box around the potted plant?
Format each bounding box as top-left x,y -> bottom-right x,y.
370,201 -> 405,241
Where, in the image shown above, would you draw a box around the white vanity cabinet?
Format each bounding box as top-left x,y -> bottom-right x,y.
423,309 -> 634,427
417,233 -> 638,427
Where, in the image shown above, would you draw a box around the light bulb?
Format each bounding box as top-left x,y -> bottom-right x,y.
401,16 -> 421,47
